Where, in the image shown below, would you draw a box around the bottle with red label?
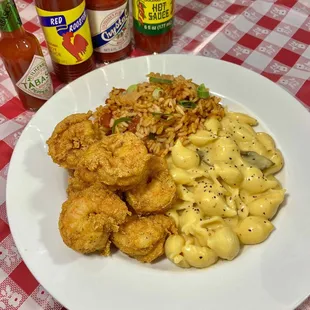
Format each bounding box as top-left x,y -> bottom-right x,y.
86,0 -> 131,63
0,0 -> 54,111
35,0 -> 96,83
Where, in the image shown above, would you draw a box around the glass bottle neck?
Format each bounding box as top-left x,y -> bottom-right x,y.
1,25 -> 24,38
0,0 -> 23,33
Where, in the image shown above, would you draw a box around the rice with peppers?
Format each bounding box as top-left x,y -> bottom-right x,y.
93,73 -> 225,157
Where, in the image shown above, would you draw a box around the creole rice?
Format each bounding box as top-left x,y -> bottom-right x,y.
93,73 -> 224,156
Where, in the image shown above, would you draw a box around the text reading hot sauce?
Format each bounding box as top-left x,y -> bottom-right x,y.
133,0 -> 174,53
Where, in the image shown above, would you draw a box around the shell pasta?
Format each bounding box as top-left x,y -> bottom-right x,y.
165,111 -> 286,269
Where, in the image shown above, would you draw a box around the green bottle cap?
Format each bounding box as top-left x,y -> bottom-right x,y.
0,0 -> 22,32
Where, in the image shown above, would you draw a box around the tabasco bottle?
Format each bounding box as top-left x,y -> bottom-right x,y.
0,0 -> 54,111
35,0 -> 96,83
86,0 -> 131,63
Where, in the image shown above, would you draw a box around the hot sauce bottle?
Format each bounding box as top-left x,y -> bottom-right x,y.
86,0 -> 131,63
0,0 -> 53,111
132,0 -> 174,53
35,0 -> 96,83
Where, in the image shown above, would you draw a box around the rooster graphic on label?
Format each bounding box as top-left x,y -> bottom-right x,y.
62,32 -> 89,62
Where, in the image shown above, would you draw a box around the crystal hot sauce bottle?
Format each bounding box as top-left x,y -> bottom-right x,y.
0,0 -> 53,111
132,0 -> 174,53
86,0 -> 131,63
35,0 -> 96,83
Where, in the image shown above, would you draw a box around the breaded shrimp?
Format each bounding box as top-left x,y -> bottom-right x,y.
66,174 -> 93,197
59,185 -> 130,255
112,214 -> 177,263
47,112 -> 99,169
75,132 -> 151,190
66,174 -> 120,197
126,156 -> 177,214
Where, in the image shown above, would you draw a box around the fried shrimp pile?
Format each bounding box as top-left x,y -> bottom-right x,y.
112,215 -> 177,263
47,112 -> 99,169
126,156 -> 176,215
75,132 -> 151,190
59,185 -> 130,255
49,121 -> 175,263
47,107 -> 184,265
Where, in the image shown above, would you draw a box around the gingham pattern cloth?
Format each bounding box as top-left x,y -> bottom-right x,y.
0,0 -> 309,309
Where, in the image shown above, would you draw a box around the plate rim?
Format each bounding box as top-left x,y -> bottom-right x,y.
6,54 -> 310,310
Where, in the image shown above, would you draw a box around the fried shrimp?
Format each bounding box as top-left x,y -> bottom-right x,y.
112,214 -> 177,263
47,112 -> 99,169
75,132 -> 151,190
59,185 -> 130,255
126,156 -> 177,214
67,174 -> 93,197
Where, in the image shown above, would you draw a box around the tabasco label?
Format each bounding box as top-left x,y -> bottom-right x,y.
133,0 -> 174,36
16,55 -> 53,101
36,1 -> 93,65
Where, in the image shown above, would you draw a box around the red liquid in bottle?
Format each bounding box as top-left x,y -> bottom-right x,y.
0,0 -> 53,111
35,0 -> 96,83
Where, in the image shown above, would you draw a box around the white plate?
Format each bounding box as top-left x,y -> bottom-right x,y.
6,55 -> 310,310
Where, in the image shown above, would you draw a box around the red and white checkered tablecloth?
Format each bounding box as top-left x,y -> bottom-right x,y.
0,0 -> 309,309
